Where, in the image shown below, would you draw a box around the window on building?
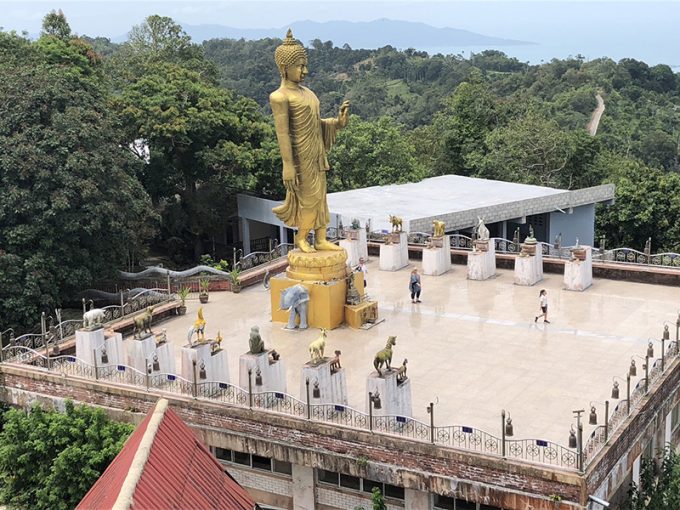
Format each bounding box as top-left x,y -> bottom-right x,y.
251,455 -> 272,471
643,439 -> 654,461
318,469 -> 339,485
340,474 -> 361,490
434,495 -> 455,510
316,470 -> 404,501
272,460 -> 292,475
233,451 -> 251,466
362,479 -> 382,494
384,484 -> 404,500
456,499 -> 476,510
480,504 -> 503,510
214,447 -> 233,462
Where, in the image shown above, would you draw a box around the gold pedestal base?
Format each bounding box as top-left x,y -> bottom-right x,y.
271,248 -> 369,330
286,249 -> 348,281
344,301 -> 378,329
271,272 -> 365,330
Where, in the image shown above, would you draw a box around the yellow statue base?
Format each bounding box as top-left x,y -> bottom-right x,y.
286,249 -> 348,281
270,248 -> 365,329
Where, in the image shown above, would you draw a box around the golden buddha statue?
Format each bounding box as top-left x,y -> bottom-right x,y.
271,29 -> 350,253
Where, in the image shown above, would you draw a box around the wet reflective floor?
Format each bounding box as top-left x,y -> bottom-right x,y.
159,258 -> 679,445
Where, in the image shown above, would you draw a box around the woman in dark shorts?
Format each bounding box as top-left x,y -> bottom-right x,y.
535,289 -> 550,323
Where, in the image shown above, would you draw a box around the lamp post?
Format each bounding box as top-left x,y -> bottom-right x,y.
0,328 -> 14,362
662,324 -> 670,370
589,401 -> 610,443
676,312 -> 680,343
501,409 -> 513,458
572,409 -> 585,471
631,355 -> 649,393
611,375 -> 631,415
427,402 -> 435,444
368,391 -> 381,432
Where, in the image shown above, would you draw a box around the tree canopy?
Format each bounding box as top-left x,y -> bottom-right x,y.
0,401 -> 133,510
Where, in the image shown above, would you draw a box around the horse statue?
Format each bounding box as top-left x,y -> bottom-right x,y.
132,306 -> 154,339
389,215 -> 403,233
373,336 -> 397,376
432,220 -> 446,238
308,329 -> 327,364
476,217 -> 490,241
187,307 -> 206,345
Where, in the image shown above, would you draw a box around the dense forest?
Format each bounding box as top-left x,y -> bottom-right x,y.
2,12 -> 680,330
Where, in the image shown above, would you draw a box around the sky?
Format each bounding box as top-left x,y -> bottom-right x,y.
2,1 -> 679,65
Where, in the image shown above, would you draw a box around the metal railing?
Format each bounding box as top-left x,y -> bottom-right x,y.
365,232 -> 680,270
582,340 -> 680,465
0,347 -> 580,471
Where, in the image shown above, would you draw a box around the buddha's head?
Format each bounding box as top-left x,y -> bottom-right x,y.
275,29 -> 308,81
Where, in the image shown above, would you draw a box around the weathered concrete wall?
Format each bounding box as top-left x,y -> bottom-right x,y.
0,364 -> 584,510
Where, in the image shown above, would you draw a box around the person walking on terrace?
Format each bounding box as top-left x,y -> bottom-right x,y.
535,289 -> 550,323
409,268 -> 422,303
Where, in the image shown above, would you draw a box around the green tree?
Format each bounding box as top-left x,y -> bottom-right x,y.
113,62 -> 275,260
595,152 -> 680,251
427,78 -> 500,176
0,27 -> 155,331
40,9 -> 71,40
328,116 -> 425,191
0,401 -> 134,510
628,446 -> 680,509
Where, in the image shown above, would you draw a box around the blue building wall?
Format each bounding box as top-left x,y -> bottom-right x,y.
548,204 -> 595,246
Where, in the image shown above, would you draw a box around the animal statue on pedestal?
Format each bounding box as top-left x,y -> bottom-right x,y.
187,307 -> 206,345
389,215 -> 403,233
280,284 -> 310,330
373,336 -> 397,376
308,329 -> 327,363
83,308 -> 106,329
476,217 -> 490,241
433,220 -> 446,238
249,326 -> 265,354
133,307 -> 155,339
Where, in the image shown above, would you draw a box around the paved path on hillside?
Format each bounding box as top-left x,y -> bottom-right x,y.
587,93 -> 605,135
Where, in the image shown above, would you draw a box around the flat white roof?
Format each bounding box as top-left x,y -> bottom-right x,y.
326,175 -> 614,232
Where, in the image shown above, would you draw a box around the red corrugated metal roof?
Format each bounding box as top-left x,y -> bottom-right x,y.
77,400 -> 256,510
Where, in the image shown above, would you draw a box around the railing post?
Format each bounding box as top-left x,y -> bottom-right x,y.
428,402 -> 435,444
662,336 -> 666,371
578,421 -> 583,472
305,378 -> 311,420
368,392 -> 374,432
501,409 -> 506,457
644,355 -> 649,393
604,400 -> 609,443
146,365 -> 151,391
120,290 -> 124,314
93,349 -> 99,380
191,359 -> 197,398
166,270 -> 171,297
248,368 -> 253,409
626,373 -> 631,414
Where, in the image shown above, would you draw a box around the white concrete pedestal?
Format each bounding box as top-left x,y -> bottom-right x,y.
181,342 -> 230,383
127,335 -> 176,374
76,328 -> 125,366
422,235 -> 451,276
467,243 -> 496,280
514,249 -> 544,286
365,370 -> 412,417
564,246 -> 593,291
300,358 -> 348,405
379,232 -> 408,271
339,229 -> 367,268
239,351 -> 287,393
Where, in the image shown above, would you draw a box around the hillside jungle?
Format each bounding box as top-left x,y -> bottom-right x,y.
2,12 -> 680,330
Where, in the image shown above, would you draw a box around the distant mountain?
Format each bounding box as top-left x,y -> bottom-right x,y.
173,19 -> 533,49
